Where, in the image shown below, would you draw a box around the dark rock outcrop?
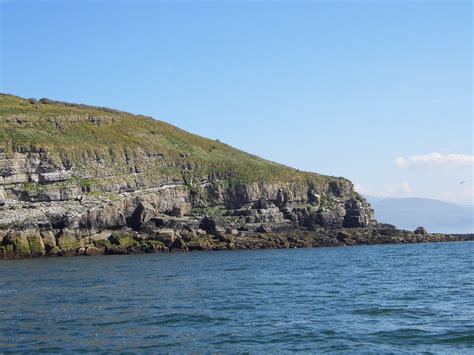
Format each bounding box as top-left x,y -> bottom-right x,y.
414,226 -> 428,235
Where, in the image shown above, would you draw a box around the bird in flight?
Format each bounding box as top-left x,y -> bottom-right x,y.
460,181 -> 466,184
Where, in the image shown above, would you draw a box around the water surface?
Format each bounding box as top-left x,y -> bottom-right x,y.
1,242 -> 473,353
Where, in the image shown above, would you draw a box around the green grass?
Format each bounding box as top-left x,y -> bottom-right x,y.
70,176 -> 93,190
0,93 -> 347,189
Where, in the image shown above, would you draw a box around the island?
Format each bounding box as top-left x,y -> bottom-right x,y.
0,94 -> 471,259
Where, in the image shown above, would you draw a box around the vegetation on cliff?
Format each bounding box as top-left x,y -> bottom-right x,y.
0,93 -> 343,188
1,93 -> 381,260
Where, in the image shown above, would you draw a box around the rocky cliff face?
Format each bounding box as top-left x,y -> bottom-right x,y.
0,94 -> 383,259
0,142 -> 378,258
0,149 -> 374,221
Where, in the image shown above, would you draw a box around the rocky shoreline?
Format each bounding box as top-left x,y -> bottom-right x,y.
1,157 -> 472,260
2,227 -> 473,260
2,199 -> 473,259
2,95 -> 472,260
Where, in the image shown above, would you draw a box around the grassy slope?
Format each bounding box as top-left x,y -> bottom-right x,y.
0,94 -> 344,186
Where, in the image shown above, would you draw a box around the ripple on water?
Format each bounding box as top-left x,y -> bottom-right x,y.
139,313 -> 231,327
0,241 -> 473,353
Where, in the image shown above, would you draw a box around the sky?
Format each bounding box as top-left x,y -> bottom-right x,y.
1,0 -> 472,204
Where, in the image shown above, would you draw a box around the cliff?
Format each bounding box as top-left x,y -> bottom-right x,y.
1,94 -> 467,259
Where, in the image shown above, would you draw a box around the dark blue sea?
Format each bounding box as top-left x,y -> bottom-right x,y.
1,242 -> 473,353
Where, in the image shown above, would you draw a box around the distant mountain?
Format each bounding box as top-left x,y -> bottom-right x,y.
364,196 -> 474,234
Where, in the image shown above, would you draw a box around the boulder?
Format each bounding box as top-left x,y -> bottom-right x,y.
60,186 -> 82,200
84,246 -> 103,256
186,236 -> 213,251
166,204 -> 190,218
129,201 -> 156,230
414,226 -> 428,235
38,170 -> 72,183
275,188 -> 286,206
256,198 -> 269,209
108,233 -> 139,247
40,189 -> 62,202
336,231 -> 351,241
199,216 -> 218,235
2,231 -> 45,258
57,230 -> 83,250
225,228 -> 239,236
40,231 -> 56,252
27,233 -> 45,257
256,224 -> 272,233
307,189 -> 321,207
2,232 -> 30,258
170,238 -> 188,252
81,204 -> 127,232
4,173 -> 29,185
155,228 -> 175,245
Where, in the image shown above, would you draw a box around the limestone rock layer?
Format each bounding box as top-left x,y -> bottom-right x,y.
0,94 -> 388,259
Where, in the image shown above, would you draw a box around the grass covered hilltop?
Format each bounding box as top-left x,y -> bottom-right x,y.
0,93 -> 339,188
2,93 -> 466,260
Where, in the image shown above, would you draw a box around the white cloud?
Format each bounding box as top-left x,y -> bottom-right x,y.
400,181 -> 412,193
396,153 -> 474,169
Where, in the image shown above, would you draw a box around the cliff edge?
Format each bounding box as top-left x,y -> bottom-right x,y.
1,94 -> 467,259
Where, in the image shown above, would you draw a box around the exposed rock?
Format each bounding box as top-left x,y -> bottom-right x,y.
2,230 -> 45,258
307,189 -> 321,207
165,204 -> 190,218
1,95 -> 468,260
84,246 -> 103,256
40,231 -> 56,252
170,238 -> 188,252
4,173 -> 29,185
414,226 -> 428,235
256,198 -> 268,209
108,232 -> 139,247
0,188 -> 4,206
2,232 -> 30,258
225,228 -> 239,236
343,197 -> 374,228
275,188 -> 286,206
154,228 -> 175,245
129,201 -> 155,230
336,231 -> 351,241
328,180 -> 352,197
38,170 -> 72,183
57,230 -> 83,250
199,216 -> 219,236
256,224 -> 272,233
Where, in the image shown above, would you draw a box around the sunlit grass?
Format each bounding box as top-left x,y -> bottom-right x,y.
0,93 -> 344,187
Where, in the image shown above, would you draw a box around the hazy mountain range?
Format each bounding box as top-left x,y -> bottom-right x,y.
365,196 -> 474,234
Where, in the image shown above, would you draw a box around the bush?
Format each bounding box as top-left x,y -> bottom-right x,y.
39,98 -> 53,104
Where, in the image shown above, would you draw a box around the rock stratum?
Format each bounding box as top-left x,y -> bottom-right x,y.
0,94 -> 471,259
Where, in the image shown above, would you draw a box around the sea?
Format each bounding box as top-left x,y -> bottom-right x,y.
1,242 -> 473,353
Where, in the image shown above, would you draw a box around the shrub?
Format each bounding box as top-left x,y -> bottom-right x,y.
39,98 -> 52,104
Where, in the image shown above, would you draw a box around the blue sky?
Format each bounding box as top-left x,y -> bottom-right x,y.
1,0 -> 472,204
